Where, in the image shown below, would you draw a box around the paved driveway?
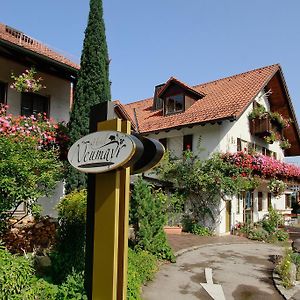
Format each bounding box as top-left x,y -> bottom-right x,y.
142,243 -> 284,300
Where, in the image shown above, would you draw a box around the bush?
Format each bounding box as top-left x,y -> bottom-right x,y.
0,136 -> 62,232
57,271 -> 87,300
276,249 -> 293,288
262,206 -> 284,233
190,223 -> 212,236
130,178 -> 175,262
275,229 -> 289,241
17,278 -> 59,300
127,248 -> 158,300
52,190 -> 87,283
0,243 -> 34,299
247,228 -> 268,241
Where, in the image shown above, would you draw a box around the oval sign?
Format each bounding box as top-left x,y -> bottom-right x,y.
68,131 -> 136,173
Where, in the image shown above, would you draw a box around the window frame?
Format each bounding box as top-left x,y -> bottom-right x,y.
183,135 -> 193,152
164,93 -> 184,115
21,92 -> 50,117
0,81 -> 7,104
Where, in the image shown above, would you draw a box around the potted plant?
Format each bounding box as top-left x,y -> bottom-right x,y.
163,192 -> 184,234
248,105 -> 267,120
268,179 -> 286,196
264,131 -> 276,144
280,138 -> 291,150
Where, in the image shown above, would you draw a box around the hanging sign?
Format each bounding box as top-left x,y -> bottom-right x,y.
68,131 -> 136,174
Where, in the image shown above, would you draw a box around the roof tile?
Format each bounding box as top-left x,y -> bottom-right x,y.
0,23 -> 79,70
124,64 -> 279,133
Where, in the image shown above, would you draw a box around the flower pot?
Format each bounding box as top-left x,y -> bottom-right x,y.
164,226 -> 182,235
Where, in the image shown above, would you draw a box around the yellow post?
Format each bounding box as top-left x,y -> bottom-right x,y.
117,121 -> 131,300
91,118 -> 130,300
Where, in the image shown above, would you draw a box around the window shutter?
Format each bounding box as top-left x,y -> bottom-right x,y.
285,194 -> 291,209
237,138 -> 242,151
183,135 -> 193,151
258,192 -> 263,211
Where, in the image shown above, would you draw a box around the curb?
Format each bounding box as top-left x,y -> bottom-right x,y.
273,270 -> 300,300
174,240 -> 263,257
273,270 -> 288,300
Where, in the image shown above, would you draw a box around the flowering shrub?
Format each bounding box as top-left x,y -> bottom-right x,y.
10,68 -> 45,93
268,179 -> 287,196
222,151 -> 300,181
0,104 -> 69,159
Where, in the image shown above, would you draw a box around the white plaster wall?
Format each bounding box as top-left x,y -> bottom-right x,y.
37,181 -> 64,218
219,90 -> 285,161
147,123 -> 221,160
0,57 -> 71,122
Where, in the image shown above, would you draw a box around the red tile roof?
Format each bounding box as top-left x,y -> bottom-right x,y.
158,76 -> 205,98
124,64 -> 280,133
0,23 -> 79,70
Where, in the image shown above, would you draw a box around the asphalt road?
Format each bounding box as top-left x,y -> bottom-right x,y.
142,243 -> 284,300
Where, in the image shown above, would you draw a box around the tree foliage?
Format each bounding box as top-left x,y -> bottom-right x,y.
51,190 -> 87,283
157,151 -> 260,223
66,0 -> 111,193
130,177 -> 175,262
0,136 -> 62,231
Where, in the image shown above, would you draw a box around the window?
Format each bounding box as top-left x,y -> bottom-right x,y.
258,192 -> 263,211
245,192 -> 253,209
159,138 -> 167,150
165,94 -> 184,114
237,138 -> 250,152
21,92 -> 49,117
0,81 -> 7,104
183,135 -> 193,151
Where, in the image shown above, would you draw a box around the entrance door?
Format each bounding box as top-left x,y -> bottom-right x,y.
225,201 -> 231,232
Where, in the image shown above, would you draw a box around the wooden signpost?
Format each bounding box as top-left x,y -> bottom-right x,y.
68,102 -> 164,300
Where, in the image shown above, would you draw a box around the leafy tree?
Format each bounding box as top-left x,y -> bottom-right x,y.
0,136 -> 62,232
130,178 -> 175,262
51,190 -> 87,283
157,151 -> 259,225
66,0 -> 111,192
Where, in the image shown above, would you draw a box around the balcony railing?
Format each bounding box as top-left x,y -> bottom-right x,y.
249,115 -> 275,137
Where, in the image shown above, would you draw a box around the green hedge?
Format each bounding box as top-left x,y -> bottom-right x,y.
127,248 -> 158,300
0,243 -> 34,299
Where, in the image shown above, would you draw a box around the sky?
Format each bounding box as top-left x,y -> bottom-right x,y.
1,1 -> 300,161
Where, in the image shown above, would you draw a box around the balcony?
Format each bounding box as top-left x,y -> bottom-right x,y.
249,115 -> 278,138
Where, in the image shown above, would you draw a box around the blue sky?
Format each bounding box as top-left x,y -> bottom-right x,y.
1,1 -> 300,119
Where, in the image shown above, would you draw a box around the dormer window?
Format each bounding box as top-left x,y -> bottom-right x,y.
165,93 -> 184,114
154,77 -> 205,116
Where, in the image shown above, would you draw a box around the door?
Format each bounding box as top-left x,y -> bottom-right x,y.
225,201 -> 231,232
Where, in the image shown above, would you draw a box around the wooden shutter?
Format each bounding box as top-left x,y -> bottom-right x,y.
285,194 -> 291,209
183,135 -> 193,151
258,192 -> 263,211
237,138 -> 242,151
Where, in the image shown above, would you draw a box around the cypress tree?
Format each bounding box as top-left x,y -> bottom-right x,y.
66,0 -> 111,192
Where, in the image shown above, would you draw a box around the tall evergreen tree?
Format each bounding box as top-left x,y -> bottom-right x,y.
66,0 -> 111,192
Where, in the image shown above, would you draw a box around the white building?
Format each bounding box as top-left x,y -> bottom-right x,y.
0,23 -> 78,122
0,23 -> 79,217
123,64 -> 300,235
